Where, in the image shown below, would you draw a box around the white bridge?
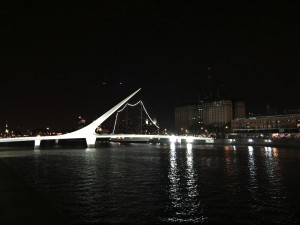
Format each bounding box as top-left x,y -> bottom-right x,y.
0,88 -> 213,148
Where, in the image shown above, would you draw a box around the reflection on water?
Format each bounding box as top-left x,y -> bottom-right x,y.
263,147 -> 285,214
247,146 -> 292,224
1,144 -> 300,225
185,144 -> 206,222
248,146 -> 258,213
263,146 -> 282,191
165,143 -> 206,223
224,145 -> 235,183
248,146 -> 256,183
165,143 -> 181,222
0,148 -> 38,158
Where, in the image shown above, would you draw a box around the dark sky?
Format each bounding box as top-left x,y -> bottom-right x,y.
1,1 -> 299,131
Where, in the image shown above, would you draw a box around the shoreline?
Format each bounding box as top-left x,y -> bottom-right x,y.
208,138 -> 300,148
0,138 -> 299,150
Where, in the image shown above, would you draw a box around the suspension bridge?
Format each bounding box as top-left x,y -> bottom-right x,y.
0,88 -> 213,148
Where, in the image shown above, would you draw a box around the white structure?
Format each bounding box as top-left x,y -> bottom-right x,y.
0,88 -> 213,148
0,89 -> 141,148
59,88 -> 141,147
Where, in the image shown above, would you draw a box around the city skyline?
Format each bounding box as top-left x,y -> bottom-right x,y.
1,1 -> 299,130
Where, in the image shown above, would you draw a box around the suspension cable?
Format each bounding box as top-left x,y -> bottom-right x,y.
112,100 -> 159,134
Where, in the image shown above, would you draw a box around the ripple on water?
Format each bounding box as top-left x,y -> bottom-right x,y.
2,145 -> 300,225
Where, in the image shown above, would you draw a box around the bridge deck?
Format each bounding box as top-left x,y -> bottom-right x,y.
0,134 -> 213,143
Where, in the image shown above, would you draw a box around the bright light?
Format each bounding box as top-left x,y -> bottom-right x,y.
248,139 -> 253,142
170,143 -> 176,150
186,136 -> 193,143
187,143 -> 192,151
169,135 -> 177,143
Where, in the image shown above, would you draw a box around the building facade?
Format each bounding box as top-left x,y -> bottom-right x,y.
175,99 -> 246,134
175,105 -> 202,134
231,113 -> 300,134
203,100 -> 233,126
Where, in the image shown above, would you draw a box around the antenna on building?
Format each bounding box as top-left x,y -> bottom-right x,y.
208,64 -> 214,99
208,64 -> 213,80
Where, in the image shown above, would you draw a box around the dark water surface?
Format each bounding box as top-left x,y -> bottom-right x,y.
1,143 -> 300,224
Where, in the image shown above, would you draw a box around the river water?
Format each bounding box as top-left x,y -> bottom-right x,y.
1,143 -> 300,224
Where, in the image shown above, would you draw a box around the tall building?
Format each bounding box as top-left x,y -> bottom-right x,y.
203,100 -> 233,126
175,99 -> 245,134
202,99 -> 246,127
175,64 -> 245,133
175,105 -> 201,134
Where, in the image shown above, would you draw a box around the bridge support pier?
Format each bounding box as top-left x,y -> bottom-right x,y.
34,140 -> 41,148
86,136 -> 96,148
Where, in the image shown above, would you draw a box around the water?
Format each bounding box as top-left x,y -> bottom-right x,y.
1,143 -> 300,224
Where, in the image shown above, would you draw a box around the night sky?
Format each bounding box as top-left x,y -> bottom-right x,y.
1,1 -> 299,131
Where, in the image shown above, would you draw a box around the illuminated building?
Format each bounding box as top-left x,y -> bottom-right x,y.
175,65 -> 246,133
203,100 -> 233,126
175,99 -> 245,134
231,113 -> 300,135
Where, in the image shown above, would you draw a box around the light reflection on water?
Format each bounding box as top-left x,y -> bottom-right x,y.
1,144 -> 300,225
224,145 -> 235,182
248,146 -> 256,183
248,146 -> 259,215
166,143 -> 181,221
165,143 -> 206,223
185,144 -> 206,223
